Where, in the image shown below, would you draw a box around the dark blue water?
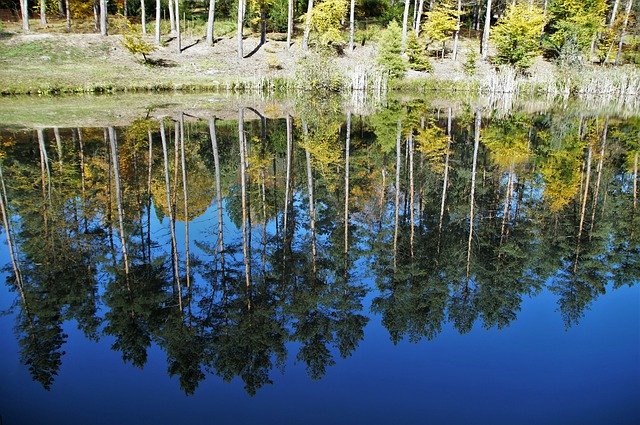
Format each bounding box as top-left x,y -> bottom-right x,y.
0,106 -> 639,424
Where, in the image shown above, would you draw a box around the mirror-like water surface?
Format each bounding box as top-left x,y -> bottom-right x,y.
0,96 -> 638,424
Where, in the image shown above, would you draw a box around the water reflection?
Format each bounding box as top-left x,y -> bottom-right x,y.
0,101 -> 638,395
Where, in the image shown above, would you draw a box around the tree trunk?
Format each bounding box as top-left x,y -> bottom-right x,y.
169,0 -> 176,34
348,0 -> 356,52
100,0 -> 107,36
108,127 -> 130,279
175,0 -> 181,53
206,0 -> 216,45
401,0 -> 411,51
37,129 -> 51,199
589,118 -> 607,240
93,0 -> 99,32
634,152 -> 638,210
64,0 -> 71,31
146,130 -> 153,261
481,0 -> 492,60
467,111 -> 481,279
238,109 -> 252,294
439,108 -> 452,233
237,0 -> 245,59
615,0 -> 633,65
609,0 -> 621,28
452,0 -> 462,60
287,0 -> 294,50
302,0 -> 314,50
208,118 -> 224,268
414,0 -> 425,34
409,133 -> 415,258
577,144 -> 593,242
141,0 -> 146,34
124,0 -> 128,18
40,0 -> 46,25
155,0 -> 161,44
344,112 -> 351,253
20,0 -> 29,33
393,120 -> 401,271
179,114 -> 190,290
283,115 -> 293,243
260,5 -> 267,45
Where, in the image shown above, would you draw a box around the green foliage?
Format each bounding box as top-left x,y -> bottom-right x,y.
464,48 -> 478,76
294,51 -> 345,91
544,0 -> 607,60
377,20 -> 407,79
491,4 -> 546,71
421,0 -> 458,54
311,0 -> 349,46
406,31 -> 433,72
267,0 -> 289,32
122,26 -> 156,63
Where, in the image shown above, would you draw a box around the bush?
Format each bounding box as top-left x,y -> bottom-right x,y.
491,3 -> 546,71
377,20 -> 407,79
294,51 -> 345,91
122,26 -> 156,63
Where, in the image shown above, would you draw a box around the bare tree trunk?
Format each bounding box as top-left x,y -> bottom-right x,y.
54,128 -> 63,170
209,118 -> 224,267
206,0 -> 216,45
609,0 -> 621,28
467,111 -> 481,279
169,0 -> 176,34
37,129 -> 51,199
393,120 -> 402,271
287,0 -> 294,50
237,0 -> 245,58
349,0 -> 356,52
344,112 -> 351,253
260,5 -> 267,45
100,0 -> 107,36
155,0 -> 161,44
160,121 -> 182,310
146,130 -> 153,261
409,133 -> 415,258
634,152 -> 638,210
414,0 -> 425,34
93,0 -> 99,32
238,109 -> 251,293
577,143 -> 593,242
439,108 -> 452,233
284,115 -> 293,243
124,0 -> 128,18
590,119 -> 607,239
175,0 -> 181,53
304,122 -> 317,274
481,0 -> 493,60
453,0 -> 462,60
65,0 -> 71,31
179,114 -> 190,290
615,0 -> 633,65
40,0 -> 46,25
401,0 -> 411,51
499,166 -> 514,245
302,0 -> 314,50
108,127 -> 130,278
20,0 -> 29,32
140,0 -> 146,34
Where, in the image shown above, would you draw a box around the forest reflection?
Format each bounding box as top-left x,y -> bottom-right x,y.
0,100 -> 638,395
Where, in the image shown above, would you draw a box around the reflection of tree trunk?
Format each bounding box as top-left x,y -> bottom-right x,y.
160,121 -> 182,311
344,112 -> 351,254
147,130 -> 153,261
283,115 -> 293,245
37,129 -> 51,200
105,129 -> 115,269
577,143 -> 592,242
78,129 -> 86,196
467,111 -> 481,279
303,121 -> 317,274
409,133 -> 415,258
0,162 -> 26,307
179,114 -> 190,290
439,109 -> 452,234
108,127 -> 130,279
393,120 -> 401,271
54,128 -> 63,170
634,152 -> 638,210
238,108 -> 252,299
500,165 -> 514,246
590,118 -> 607,240
209,118 -> 225,269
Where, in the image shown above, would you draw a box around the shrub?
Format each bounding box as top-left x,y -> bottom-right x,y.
294,51 -> 345,91
122,26 -> 156,63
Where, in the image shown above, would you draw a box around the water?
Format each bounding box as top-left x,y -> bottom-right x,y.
0,95 -> 638,424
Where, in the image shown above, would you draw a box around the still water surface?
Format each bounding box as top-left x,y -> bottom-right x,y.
0,96 -> 638,424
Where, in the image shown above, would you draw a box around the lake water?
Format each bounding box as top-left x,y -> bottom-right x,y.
0,95 -> 638,424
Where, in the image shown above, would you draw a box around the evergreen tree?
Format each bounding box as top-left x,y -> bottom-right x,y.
377,20 -> 407,79
406,31 -> 433,72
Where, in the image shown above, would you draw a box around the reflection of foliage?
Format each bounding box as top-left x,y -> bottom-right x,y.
416,120 -> 450,174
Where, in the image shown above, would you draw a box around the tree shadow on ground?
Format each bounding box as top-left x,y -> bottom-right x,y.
146,58 -> 178,67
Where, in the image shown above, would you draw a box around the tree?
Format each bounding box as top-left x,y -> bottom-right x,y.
40,0 -> 46,25
422,0 -> 459,59
378,20 -> 408,78
348,0 -> 356,52
100,0 -> 107,36
238,0 -> 246,59
481,0 -> 493,60
155,0 -> 161,44
310,0 -> 349,47
406,31 -> 433,71
491,3 -> 546,70
20,0 -> 29,32
206,0 -> 217,45
302,0 -> 314,50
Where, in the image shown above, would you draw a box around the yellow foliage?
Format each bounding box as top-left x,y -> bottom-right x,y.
415,123 -> 451,175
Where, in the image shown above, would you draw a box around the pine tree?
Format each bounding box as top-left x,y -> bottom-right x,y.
406,31 -> 433,72
378,20 -> 407,79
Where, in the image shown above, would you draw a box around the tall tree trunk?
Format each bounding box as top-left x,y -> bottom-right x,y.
287,0 -> 294,50
577,143 -> 593,242
108,127 -> 130,279
237,0 -> 245,58
209,118 -> 224,267
409,133 -> 415,258
160,121 -> 182,310
124,0 -> 128,18
37,129 -> 51,199
206,0 -> 216,45
93,0 -> 99,32
179,114 -> 190,290
348,0 -> 356,52
401,0 -> 411,51
393,120 -> 402,271
452,0 -> 462,60
260,5 -> 267,45
467,111 -> 481,279
283,115 -> 293,245
303,122 -> 317,274
609,0 -> 621,28
20,0 -> 29,32
100,0 -> 107,36
615,0 -> 633,65
40,0 -> 46,25
147,130 -> 153,261
414,0 -> 425,34
155,0 -> 161,44
65,0 -> 71,31
439,108 -> 452,234
302,0 -> 314,50
344,112 -> 351,253
169,0 -> 176,34
589,119 -> 607,240
481,0 -> 493,60
175,0 -> 181,53
141,0 -> 146,34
